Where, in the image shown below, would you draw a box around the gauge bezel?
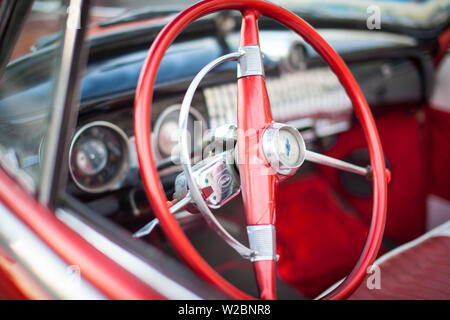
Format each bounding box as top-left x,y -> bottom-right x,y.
68,121 -> 130,193
152,104 -> 208,162
262,123 -> 306,175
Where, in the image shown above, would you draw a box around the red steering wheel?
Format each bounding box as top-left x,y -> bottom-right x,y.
134,0 -> 387,300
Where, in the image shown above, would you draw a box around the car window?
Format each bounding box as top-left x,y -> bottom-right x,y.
0,0 -> 67,192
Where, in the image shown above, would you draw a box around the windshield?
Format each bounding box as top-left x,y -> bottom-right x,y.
94,0 -> 450,31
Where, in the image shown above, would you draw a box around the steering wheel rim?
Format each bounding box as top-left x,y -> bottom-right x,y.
134,0 -> 387,300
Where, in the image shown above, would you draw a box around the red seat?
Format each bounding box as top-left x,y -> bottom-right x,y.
349,222 -> 450,300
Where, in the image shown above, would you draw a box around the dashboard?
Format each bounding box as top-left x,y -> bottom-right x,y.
56,28 -> 434,214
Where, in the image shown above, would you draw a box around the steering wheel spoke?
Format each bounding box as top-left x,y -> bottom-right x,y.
306,150 -> 368,176
237,10 -> 278,299
305,150 -> 392,183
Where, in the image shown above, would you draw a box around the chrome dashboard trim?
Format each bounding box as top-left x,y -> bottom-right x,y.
204,67 -> 352,130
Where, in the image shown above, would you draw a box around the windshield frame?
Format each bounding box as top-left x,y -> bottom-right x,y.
37,0 -> 91,207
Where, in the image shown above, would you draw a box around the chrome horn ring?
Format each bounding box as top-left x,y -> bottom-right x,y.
178,52 -> 256,260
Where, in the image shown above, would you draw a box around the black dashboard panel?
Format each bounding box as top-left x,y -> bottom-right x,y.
75,29 -> 432,113
74,29 -> 432,132
62,28 -> 433,198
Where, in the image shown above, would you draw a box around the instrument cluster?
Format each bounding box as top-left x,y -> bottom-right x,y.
69,103 -> 208,194
69,121 -> 130,193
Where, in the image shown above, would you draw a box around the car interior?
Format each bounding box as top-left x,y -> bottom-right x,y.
0,0 -> 449,299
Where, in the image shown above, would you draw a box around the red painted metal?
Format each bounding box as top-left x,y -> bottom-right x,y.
253,260 -> 276,299
134,0 -> 387,300
237,10 -> 277,300
0,169 -> 162,300
0,247 -> 51,299
386,168 -> 392,184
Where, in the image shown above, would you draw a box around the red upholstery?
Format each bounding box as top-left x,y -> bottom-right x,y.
318,111 -> 427,244
425,107 -> 450,201
276,174 -> 369,298
349,234 -> 450,300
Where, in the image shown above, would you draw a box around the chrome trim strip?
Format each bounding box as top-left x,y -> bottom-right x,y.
204,67 -> 352,128
237,45 -> 264,78
246,225 -> 278,262
56,208 -> 202,300
0,202 -> 104,299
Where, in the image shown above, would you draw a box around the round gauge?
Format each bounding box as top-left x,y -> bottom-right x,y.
262,123 -> 306,175
277,128 -> 302,168
283,41 -> 307,71
153,104 -> 207,161
75,139 -> 108,175
69,121 -> 130,193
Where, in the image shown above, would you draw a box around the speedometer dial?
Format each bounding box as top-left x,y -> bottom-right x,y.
76,138 -> 108,175
153,104 -> 207,162
69,121 -> 130,193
